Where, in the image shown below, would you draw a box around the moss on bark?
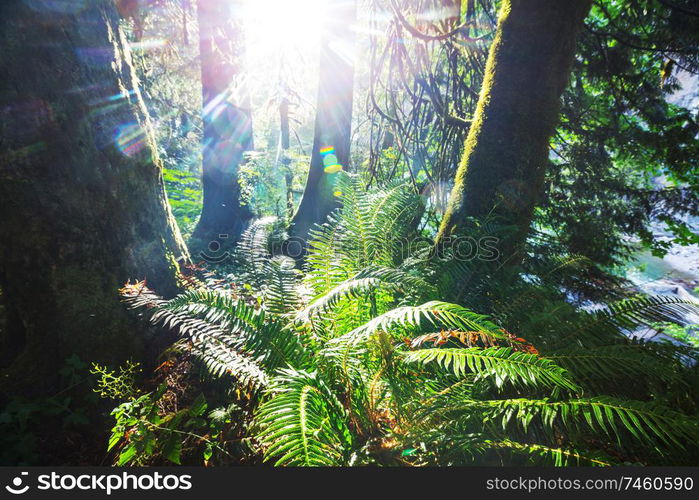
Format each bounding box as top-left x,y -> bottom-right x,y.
436,0 -> 592,261
0,0 -> 189,398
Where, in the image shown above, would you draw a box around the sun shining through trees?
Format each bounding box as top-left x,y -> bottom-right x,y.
241,0 -> 327,152
190,0 -> 358,248
244,0 -> 326,58
241,0 -> 357,153
1,0 -> 699,470
243,0 -> 327,119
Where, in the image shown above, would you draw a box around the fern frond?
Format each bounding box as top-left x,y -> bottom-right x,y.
305,216 -> 350,294
164,288 -> 263,332
255,369 -> 352,466
123,285 -> 279,389
597,295 -> 698,329
188,336 -> 269,389
547,343 -> 691,387
404,347 -> 579,391
297,266 -> 435,323
244,321 -> 314,372
555,295 -> 699,347
125,289 -> 268,389
476,397 -> 699,449
482,439 -> 614,466
234,217 -> 277,290
298,276 -> 381,323
329,301 -> 504,349
161,288 -> 311,372
304,172 -> 422,296
120,281 -> 166,310
261,256 -> 302,316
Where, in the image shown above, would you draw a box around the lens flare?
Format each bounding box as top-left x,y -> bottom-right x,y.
324,164 -> 342,173
320,145 -> 342,173
129,38 -> 166,52
114,122 -> 146,157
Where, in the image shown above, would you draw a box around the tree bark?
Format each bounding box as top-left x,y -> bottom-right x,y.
435,0 -> 591,261
280,95 -> 295,219
289,0 -> 357,244
192,0 -> 254,247
0,0 -> 189,398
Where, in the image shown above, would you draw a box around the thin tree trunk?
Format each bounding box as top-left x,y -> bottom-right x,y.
192,0 -> 254,247
0,0 -> 189,398
436,0 -> 591,262
289,0 -> 357,244
280,95 -> 295,219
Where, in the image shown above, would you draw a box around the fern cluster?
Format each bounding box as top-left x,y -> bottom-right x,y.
119,172 -> 699,466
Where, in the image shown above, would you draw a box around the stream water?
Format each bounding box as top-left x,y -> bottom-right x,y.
620,71 -> 699,341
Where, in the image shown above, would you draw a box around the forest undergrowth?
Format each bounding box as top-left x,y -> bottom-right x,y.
103,173 -> 699,467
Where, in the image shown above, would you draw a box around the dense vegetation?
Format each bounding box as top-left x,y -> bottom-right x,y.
1,0 -> 698,467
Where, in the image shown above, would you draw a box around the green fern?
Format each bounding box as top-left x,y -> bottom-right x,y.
122,285 -> 268,389
261,256 -> 302,316
117,175 -> 699,467
552,295 -> 699,348
254,369 -> 353,466
404,347 -> 579,391
304,172 -> 421,295
473,397 -> 699,449
329,301 -> 506,349
547,343 -> 691,388
482,440 -> 614,466
234,217 -> 277,291
297,266 -> 435,323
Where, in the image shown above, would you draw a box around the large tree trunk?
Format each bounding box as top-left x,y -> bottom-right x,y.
192,0 -> 254,247
0,0 -> 189,398
436,0 -> 591,261
289,0 -> 356,244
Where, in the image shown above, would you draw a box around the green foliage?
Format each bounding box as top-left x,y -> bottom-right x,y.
121,286 -> 268,390
3,0 -> 696,468
481,440 -> 614,467
305,172 -> 424,295
117,173 -> 699,467
261,256 -> 302,316
0,355 -> 94,465
475,397 -> 698,448
163,168 -> 202,239
91,361 -> 141,401
107,387 -> 233,466
654,322 -> 699,348
368,0 -> 698,301
239,151 -> 310,220
404,347 -> 580,391
255,369 -> 352,466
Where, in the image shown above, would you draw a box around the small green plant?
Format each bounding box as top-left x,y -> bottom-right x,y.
163,168 -> 203,239
91,361 -> 141,400
0,355 -> 94,465
107,386 -> 240,466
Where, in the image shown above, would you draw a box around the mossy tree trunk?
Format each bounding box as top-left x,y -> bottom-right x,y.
289,0 -> 357,244
0,0 -> 189,398
436,0 -> 592,261
191,0 -> 254,248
